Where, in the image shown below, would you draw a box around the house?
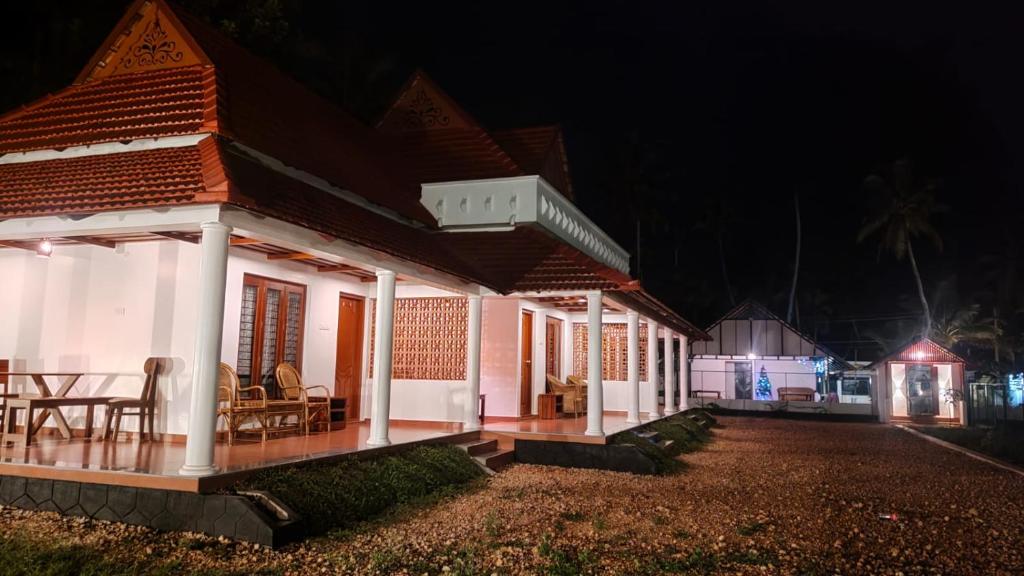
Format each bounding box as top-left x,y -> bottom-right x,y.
0,0 -> 708,539
687,301 -> 872,417
871,337 -> 966,425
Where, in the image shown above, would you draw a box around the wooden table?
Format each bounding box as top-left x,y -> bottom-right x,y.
538,393 -> 564,420
0,372 -> 86,439
3,395 -> 114,445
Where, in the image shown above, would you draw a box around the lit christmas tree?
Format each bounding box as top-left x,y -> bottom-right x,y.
755,366 -> 772,400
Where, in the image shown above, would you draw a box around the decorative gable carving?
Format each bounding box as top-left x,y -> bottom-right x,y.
378,73 -> 472,132
77,0 -> 208,83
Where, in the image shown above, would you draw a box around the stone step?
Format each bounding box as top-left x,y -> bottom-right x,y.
635,430 -> 662,444
477,449 -> 515,472
464,439 -> 498,457
657,439 -> 675,451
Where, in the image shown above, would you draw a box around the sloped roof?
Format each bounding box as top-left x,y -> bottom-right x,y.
870,337 -> 966,367
492,126 -> 573,201
0,0 -> 427,225
0,140 -> 222,216
0,66 -> 216,154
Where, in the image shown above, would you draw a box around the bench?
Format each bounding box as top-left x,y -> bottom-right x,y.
777,387 -> 816,401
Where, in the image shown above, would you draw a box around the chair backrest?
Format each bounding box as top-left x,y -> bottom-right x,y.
140,357 -> 167,406
217,363 -> 240,403
567,375 -> 587,390
275,363 -> 303,401
546,374 -> 567,394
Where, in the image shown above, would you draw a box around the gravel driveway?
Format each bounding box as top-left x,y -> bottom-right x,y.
3,416 -> 1023,574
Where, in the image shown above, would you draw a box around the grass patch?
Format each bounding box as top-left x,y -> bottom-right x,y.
737,521 -> 767,536
538,534 -> 598,575
914,425 -> 1024,468
610,409 -> 715,474
0,536 -> 272,576
235,444 -> 484,536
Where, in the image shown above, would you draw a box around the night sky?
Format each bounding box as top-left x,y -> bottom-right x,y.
2,1 -> 1021,362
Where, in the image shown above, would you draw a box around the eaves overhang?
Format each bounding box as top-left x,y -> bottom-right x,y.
420,175 -> 630,275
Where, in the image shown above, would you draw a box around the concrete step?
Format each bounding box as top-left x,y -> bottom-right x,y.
657,439 -> 675,451
477,449 -> 515,472
464,439 -> 499,457
635,430 -> 661,444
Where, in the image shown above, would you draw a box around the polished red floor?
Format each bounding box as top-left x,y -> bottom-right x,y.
0,420 -> 467,491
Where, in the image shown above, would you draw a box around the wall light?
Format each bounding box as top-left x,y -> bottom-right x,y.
912,350 -> 926,360
747,352 -> 757,360
36,239 -> 53,258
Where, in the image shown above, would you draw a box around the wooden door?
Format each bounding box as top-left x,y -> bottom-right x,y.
545,317 -> 562,379
335,294 -> 364,421
521,311 -> 534,416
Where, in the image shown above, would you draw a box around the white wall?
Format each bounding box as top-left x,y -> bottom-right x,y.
690,356 -> 818,400
0,241 -> 200,435
0,241 -> 379,435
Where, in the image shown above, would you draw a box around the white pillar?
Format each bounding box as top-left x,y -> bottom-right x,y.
180,221 -> 231,476
367,270 -> 396,446
585,291 -> 604,436
647,320 -> 660,420
664,328 -> 677,414
626,310 -> 641,424
678,334 -> 689,410
463,294 -> 483,431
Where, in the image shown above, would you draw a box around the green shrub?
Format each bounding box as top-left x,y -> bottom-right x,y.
611,431 -> 682,474
236,444 -> 484,535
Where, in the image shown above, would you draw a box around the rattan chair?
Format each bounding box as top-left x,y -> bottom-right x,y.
546,374 -> 587,416
216,363 -> 268,444
274,363 -> 331,434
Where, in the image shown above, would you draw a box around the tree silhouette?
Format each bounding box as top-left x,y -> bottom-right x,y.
857,159 -> 945,338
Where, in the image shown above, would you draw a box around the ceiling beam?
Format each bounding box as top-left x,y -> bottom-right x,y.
229,237 -> 264,246
0,240 -> 34,252
317,264 -> 361,273
64,236 -> 116,249
267,252 -> 316,261
152,231 -> 200,244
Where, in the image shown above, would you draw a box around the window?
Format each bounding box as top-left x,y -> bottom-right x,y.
572,322 -> 648,381
236,274 -> 307,394
367,297 -> 468,380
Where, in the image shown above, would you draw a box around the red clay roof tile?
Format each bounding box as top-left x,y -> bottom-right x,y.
0,144 -> 209,217
0,67 -> 213,154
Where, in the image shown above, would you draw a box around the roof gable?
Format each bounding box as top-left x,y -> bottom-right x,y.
691,299 -> 847,363
377,71 -> 477,133
871,337 -> 966,367
76,0 -> 210,84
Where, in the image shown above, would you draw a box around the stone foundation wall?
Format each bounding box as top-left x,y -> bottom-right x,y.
0,475 -> 298,547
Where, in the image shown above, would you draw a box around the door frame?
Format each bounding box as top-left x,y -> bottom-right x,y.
334,292 -> 365,422
521,310 -> 534,416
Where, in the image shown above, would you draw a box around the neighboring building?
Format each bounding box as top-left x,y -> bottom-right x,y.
870,338 -> 966,425
688,301 -> 871,417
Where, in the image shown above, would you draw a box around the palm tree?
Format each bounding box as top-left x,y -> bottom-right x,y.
857,160 -> 945,338
786,191 -> 801,325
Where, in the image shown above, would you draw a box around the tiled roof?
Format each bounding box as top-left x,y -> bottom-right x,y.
0,143 -> 218,217
0,66 -> 215,154
389,128 -> 522,183
492,126 -> 573,199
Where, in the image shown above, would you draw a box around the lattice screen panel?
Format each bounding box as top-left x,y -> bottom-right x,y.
368,297 -> 468,380
572,322 -> 648,381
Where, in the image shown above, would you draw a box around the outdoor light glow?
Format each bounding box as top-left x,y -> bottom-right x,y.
747,352 -> 757,360
912,350 -> 926,360
36,239 -> 53,258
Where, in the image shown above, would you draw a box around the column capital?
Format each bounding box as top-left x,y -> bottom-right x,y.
626,309 -> 639,319
467,293 -> 482,302
199,221 -> 232,233
375,269 -> 396,279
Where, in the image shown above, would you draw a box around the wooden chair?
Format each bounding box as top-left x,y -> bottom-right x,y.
546,374 -> 587,416
217,363 -> 268,444
274,363 -> 330,435
103,357 -> 167,442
